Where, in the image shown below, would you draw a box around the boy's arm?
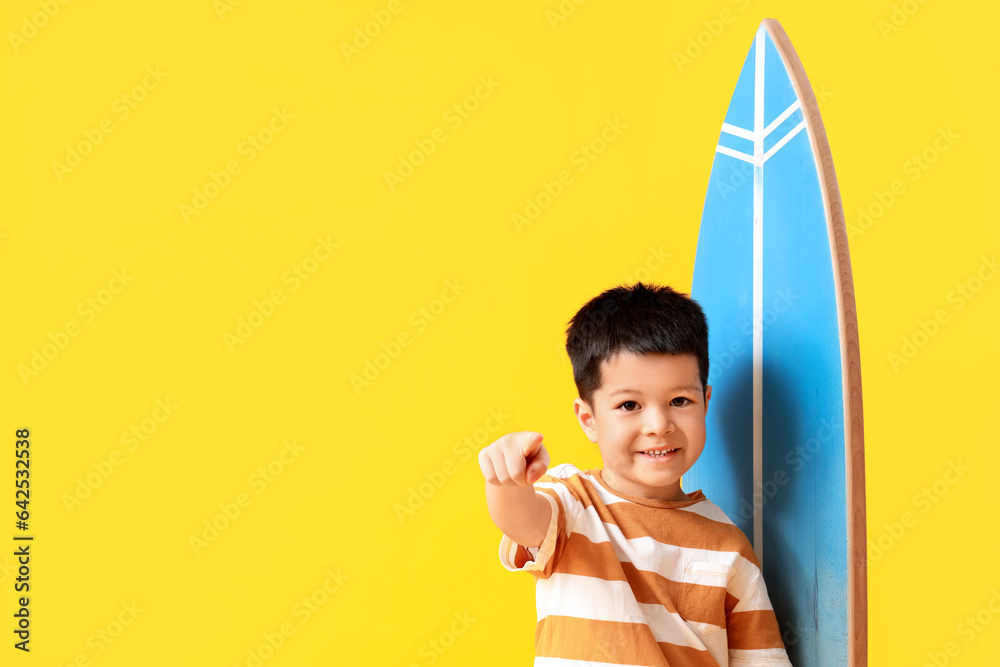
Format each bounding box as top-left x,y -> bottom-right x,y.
479,431 -> 552,548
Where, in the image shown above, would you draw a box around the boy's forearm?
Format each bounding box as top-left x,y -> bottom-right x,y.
484,482 -> 552,548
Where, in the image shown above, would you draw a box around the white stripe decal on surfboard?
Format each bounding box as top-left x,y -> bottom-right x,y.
721,122 -> 756,141
720,100 -> 801,143
717,101 -> 803,167
762,120 -> 806,163
762,100 -> 802,138
714,145 -> 756,164
752,28 -> 764,566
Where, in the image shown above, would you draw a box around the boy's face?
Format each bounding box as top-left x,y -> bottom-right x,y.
573,351 -> 711,501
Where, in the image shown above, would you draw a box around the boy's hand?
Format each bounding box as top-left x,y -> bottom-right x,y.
479,431 -> 550,486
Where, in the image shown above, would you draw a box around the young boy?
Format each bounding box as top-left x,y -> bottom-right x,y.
479,282 -> 791,666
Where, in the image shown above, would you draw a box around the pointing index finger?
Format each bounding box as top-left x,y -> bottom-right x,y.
521,431 -> 544,458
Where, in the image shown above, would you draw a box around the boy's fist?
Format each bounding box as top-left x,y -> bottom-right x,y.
479,431 -> 550,486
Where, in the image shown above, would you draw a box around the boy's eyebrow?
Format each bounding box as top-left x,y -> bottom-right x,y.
609,384 -> 703,396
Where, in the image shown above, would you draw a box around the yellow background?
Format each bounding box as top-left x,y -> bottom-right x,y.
1,0 -> 997,664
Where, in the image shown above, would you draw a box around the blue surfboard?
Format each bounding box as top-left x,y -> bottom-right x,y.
684,19 -> 866,666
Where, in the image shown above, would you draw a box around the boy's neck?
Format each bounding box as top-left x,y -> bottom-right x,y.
599,468 -> 690,502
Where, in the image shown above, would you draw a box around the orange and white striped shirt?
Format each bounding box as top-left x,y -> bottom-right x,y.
499,464 -> 791,666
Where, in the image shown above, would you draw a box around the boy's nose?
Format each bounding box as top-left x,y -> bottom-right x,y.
641,408 -> 675,436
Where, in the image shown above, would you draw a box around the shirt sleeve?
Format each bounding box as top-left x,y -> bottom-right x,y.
726,570 -> 793,666
497,469 -> 580,578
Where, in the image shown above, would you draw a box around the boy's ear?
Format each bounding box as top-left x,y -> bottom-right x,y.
704,384 -> 712,412
573,398 -> 599,443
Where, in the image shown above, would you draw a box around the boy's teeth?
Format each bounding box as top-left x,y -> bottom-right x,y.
644,448 -> 678,457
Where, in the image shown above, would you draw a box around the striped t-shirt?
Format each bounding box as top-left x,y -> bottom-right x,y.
499,464 -> 791,666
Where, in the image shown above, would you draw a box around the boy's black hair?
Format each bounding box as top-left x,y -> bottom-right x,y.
565,282 -> 709,406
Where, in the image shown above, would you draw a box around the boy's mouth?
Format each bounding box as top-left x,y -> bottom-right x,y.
639,447 -> 679,459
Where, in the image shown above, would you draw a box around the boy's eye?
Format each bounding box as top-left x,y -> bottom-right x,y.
671,397 -> 692,407
619,400 -> 639,411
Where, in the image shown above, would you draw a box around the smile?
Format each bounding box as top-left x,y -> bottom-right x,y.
640,448 -> 679,458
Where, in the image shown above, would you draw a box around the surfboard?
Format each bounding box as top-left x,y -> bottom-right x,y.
683,18 -> 866,666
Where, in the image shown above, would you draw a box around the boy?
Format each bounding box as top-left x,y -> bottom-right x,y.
479,282 -> 791,666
